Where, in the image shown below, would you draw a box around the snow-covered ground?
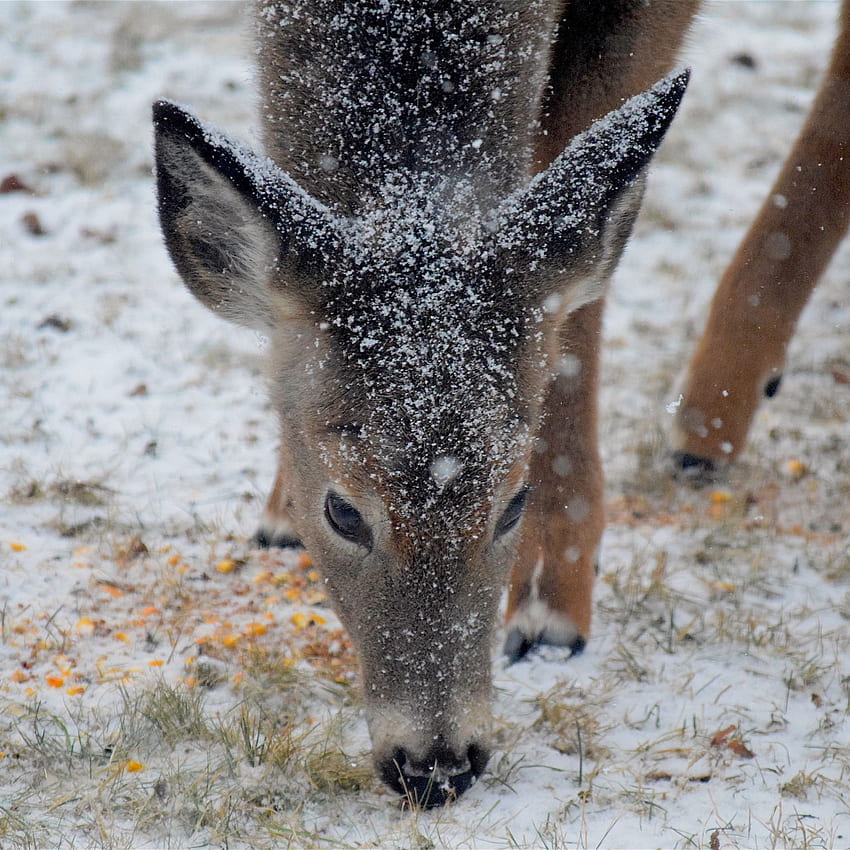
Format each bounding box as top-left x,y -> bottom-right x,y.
1,2 -> 848,848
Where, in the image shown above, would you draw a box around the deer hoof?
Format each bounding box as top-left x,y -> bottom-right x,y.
252,529 -> 303,549
671,451 -> 717,482
251,517 -> 303,550
502,605 -> 584,664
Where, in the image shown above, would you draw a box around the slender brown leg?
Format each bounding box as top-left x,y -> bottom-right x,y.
505,2 -> 699,660
252,450 -> 303,549
504,301 -> 604,661
674,0 -> 850,470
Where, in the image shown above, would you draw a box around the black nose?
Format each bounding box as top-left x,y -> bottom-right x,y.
378,743 -> 489,808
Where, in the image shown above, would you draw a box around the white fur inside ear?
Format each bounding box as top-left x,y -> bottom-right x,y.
544,175 -> 647,323
164,136 -> 280,331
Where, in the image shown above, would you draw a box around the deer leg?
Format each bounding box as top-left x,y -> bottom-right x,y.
252,450 -> 303,549
673,0 -> 850,472
504,301 -> 604,662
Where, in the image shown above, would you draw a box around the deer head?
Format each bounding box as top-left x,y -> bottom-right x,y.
153,70 -> 687,805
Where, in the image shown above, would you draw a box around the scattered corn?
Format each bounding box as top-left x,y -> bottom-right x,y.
709,489 -> 733,504
290,612 -> 326,630
147,659 -> 165,667
10,669 -> 27,683
45,675 -> 65,688
125,760 -> 144,773
296,550 -> 313,569
66,686 -> 86,696
114,631 -> 130,643
783,458 -> 806,481
75,617 -> 95,634
9,541 -> 26,552
215,559 -> 235,573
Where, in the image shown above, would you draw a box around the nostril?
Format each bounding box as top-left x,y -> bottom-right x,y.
379,744 -> 490,808
466,742 -> 489,778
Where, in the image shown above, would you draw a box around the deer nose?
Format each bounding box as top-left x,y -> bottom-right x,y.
378,742 -> 489,807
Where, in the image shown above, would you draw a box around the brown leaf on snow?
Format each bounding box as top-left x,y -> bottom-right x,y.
726,738 -> 755,759
1,173 -> 33,193
115,534 -> 149,567
21,211 -> 46,236
710,724 -> 755,758
709,725 -> 736,747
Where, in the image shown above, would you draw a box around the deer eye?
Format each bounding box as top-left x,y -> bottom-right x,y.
324,492 -> 372,550
495,486 -> 528,538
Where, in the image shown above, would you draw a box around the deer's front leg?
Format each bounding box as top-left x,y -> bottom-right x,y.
504,302 -> 604,662
252,448 -> 303,549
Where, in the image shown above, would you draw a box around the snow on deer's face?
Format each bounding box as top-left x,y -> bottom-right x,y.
153,68 -> 687,804
260,178 -> 551,801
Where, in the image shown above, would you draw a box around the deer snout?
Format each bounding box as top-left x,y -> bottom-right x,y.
377,740 -> 490,808
367,703 -> 492,807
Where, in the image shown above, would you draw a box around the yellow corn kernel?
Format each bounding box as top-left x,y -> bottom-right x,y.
709,489 -> 733,504
783,458 -> 806,481
290,612 -> 325,630
215,559 -> 235,573
9,541 -> 26,552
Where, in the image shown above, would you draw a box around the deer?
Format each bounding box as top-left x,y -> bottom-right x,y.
153,0 -> 850,807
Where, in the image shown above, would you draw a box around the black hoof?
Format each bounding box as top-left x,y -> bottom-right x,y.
503,628 -> 535,664
764,375 -> 782,398
672,451 -> 717,482
503,628 -> 586,664
251,528 -> 304,549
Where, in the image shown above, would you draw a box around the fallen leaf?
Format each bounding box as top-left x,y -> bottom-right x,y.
710,725 -> 736,747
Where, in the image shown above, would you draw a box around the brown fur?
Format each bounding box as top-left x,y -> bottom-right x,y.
504,0 -> 700,650
673,0 -> 850,464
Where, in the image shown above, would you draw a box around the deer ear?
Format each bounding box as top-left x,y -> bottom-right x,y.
153,100 -> 339,331
495,70 -> 689,317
